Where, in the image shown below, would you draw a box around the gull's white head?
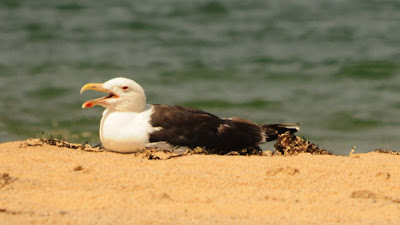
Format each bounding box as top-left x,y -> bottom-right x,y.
80,77 -> 146,112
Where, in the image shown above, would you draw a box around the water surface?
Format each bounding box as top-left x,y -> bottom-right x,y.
1,0 -> 400,154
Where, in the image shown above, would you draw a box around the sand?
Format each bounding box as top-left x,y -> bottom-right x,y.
0,140 -> 399,225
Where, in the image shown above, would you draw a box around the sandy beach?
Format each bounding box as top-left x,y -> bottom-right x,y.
1,139 -> 399,225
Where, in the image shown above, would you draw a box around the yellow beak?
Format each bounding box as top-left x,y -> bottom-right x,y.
80,83 -> 118,108
80,83 -> 108,94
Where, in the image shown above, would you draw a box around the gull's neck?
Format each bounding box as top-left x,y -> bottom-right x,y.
104,104 -> 151,115
108,95 -> 147,112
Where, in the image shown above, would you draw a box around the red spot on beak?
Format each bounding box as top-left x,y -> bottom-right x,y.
85,102 -> 93,108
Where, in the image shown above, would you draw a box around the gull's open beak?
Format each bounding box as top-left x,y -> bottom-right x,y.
80,83 -> 119,108
80,83 -> 108,94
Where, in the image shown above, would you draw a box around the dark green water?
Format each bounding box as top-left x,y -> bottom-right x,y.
1,0 -> 400,154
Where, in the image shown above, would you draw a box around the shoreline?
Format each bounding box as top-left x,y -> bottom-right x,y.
1,140 -> 399,224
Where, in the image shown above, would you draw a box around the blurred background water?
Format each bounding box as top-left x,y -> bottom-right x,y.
1,0 -> 400,155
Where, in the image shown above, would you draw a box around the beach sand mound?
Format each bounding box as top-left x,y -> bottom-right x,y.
1,137 -> 400,224
19,131 -> 334,158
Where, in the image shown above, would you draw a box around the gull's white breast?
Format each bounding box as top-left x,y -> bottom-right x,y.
100,105 -> 155,153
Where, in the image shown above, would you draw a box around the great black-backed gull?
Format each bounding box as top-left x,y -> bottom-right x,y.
80,77 -> 300,154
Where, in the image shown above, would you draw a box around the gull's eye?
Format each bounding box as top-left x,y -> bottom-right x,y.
122,86 -> 129,90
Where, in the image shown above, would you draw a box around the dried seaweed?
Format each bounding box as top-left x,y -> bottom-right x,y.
18,132 -> 334,158
135,147 -> 211,160
0,173 -> 16,188
19,138 -> 105,153
373,148 -> 400,155
133,148 -> 187,160
274,132 -> 333,155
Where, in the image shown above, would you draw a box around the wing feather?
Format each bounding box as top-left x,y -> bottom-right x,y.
149,105 -> 264,153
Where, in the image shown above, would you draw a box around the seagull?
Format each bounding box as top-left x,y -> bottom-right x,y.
80,77 -> 300,154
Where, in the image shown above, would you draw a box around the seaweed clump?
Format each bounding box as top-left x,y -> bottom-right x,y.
18,132 -> 334,158
0,173 -> 16,188
19,138 -> 105,153
373,148 -> 400,155
275,132 -> 333,155
136,147 -> 215,160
